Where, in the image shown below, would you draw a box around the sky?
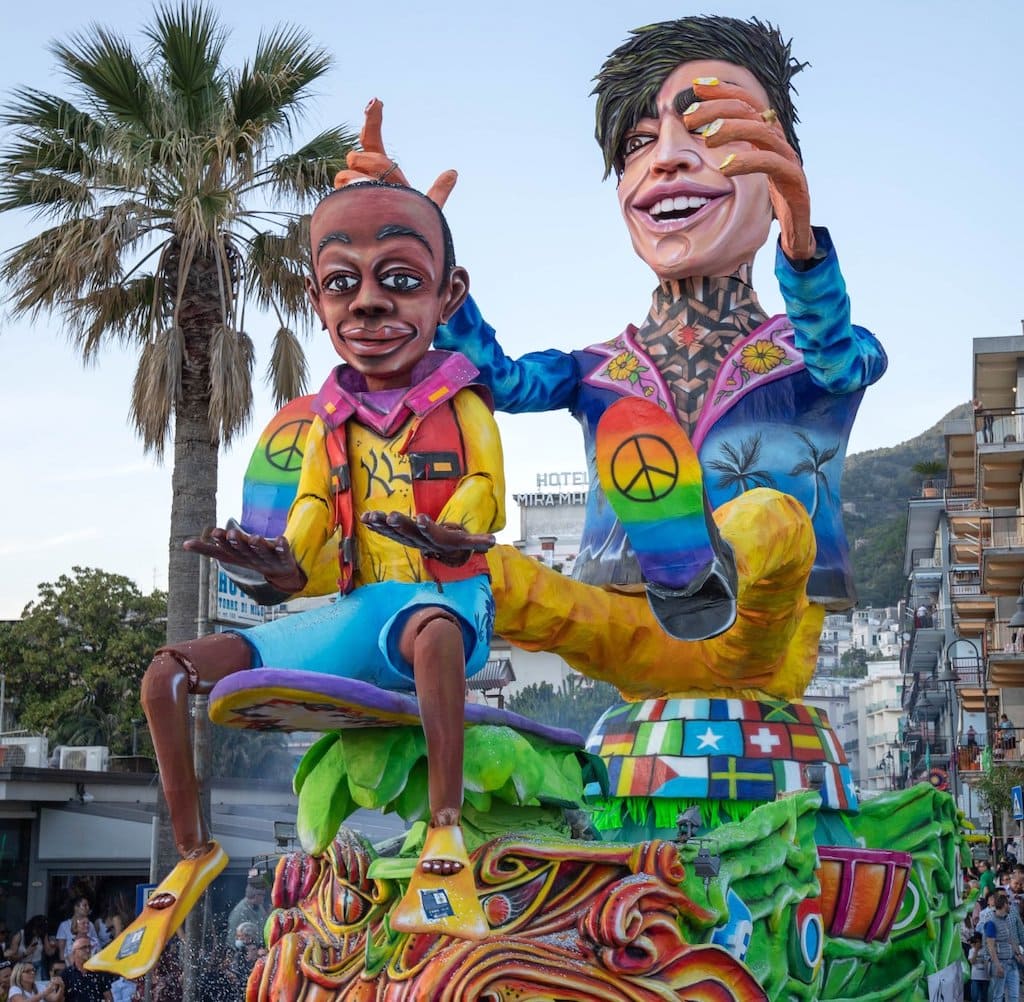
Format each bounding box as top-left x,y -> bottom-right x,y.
0,0 -> 1021,618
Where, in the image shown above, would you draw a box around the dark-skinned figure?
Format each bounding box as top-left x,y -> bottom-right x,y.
89,181 -> 504,978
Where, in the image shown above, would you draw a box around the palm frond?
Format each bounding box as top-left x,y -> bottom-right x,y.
243,222 -> 311,326
68,275 -> 158,358
145,2 -> 227,130
266,326 -> 308,406
51,28 -> 154,130
0,171 -> 93,219
790,459 -> 816,477
130,326 -> 185,456
229,26 -> 332,143
739,434 -> 762,469
259,127 -> 357,204
208,324 -> 254,442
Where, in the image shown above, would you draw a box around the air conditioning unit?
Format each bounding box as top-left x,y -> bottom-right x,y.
58,746 -> 110,772
0,737 -> 49,768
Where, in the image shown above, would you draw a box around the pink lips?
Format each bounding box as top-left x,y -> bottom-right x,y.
630,184 -> 730,234
338,326 -> 416,356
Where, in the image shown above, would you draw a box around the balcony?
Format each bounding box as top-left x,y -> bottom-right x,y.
978,408 -> 1024,507
945,418 -> 976,490
987,620 -> 1024,687
980,515 -> 1024,595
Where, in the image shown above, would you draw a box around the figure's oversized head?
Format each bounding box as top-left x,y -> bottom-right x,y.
306,182 -> 468,391
593,17 -> 808,281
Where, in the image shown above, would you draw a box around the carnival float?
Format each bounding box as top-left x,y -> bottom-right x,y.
90,14 -> 969,1001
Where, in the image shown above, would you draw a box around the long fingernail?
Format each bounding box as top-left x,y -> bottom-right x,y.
719,153 -> 737,169
693,77 -> 719,86
683,102 -> 701,116
704,119 -> 724,138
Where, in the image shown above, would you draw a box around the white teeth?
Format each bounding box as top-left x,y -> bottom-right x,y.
650,195 -> 711,217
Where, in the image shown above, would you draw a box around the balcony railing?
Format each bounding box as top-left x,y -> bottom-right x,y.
974,407 -> 1024,447
988,620 -> 1024,655
945,485 -> 980,510
909,547 -> 944,572
979,515 -> 1024,550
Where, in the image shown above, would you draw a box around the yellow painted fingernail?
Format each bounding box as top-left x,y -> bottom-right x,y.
719,153 -> 737,169
704,118 -> 724,137
693,76 -> 719,86
683,102 -> 701,115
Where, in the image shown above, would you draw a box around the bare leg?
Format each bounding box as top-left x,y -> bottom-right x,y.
399,607 -> 466,874
141,632 -> 254,859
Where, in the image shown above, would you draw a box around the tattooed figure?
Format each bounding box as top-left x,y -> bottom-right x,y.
343,16 -> 887,703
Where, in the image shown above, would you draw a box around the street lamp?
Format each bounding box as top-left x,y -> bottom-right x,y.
940,637 -> 984,807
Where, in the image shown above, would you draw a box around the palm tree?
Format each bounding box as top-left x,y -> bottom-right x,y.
0,3 -> 355,644
706,434 -> 777,497
789,431 -> 841,518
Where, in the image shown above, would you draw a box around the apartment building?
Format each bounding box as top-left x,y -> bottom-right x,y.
901,332 -> 1024,822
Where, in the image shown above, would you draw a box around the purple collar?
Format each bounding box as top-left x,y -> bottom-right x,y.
312,350 -> 481,436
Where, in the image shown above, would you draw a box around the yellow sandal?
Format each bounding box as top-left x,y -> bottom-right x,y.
87,841 -> 228,979
390,826 -> 488,941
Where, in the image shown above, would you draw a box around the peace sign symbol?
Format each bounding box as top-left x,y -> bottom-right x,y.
609,433 -> 679,502
265,419 -> 311,473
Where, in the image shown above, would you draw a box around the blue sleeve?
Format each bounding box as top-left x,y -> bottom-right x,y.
435,295 -> 581,414
776,226 -> 888,395
984,919 -> 997,939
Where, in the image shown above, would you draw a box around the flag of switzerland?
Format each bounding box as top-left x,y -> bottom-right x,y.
742,722 -> 792,758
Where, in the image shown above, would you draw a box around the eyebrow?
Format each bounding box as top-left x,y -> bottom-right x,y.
376,224 -> 433,256
316,231 -> 350,259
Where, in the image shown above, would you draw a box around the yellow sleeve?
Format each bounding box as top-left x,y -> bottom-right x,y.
436,390 -> 505,534
283,415 -> 336,580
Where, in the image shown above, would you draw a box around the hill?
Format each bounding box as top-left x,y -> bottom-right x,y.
842,402 -> 971,607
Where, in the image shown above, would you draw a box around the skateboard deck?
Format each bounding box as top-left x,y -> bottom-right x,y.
209,669 -> 585,747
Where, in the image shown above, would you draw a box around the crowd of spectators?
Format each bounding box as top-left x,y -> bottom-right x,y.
0,876 -> 271,1002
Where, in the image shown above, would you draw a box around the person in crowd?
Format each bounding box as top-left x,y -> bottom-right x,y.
968,930 -> 991,1002
0,961 -> 13,1002
9,918 -> 56,981
7,961 -> 62,1001
224,881 -> 267,949
985,892 -> 1024,1002
1000,714 -> 1018,752
61,940 -> 111,1002
979,860 -> 997,897
55,903 -> 98,963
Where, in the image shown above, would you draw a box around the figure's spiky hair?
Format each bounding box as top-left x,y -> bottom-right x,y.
593,16 -> 809,178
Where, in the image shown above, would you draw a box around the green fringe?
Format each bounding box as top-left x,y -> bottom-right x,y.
592,796 -> 762,833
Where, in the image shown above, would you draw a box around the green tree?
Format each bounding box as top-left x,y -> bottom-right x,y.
0,567 -> 166,754
507,679 -> 620,739
973,765 -> 1024,837
837,647 -> 869,678
0,2 -> 355,644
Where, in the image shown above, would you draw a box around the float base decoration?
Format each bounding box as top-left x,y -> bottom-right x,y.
231,681 -> 970,1002
249,827 -> 769,1002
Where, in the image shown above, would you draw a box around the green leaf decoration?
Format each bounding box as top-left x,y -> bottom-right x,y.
293,731 -> 340,795
463,726 -> 518,792
296,736 -> 355,855
291,724 -> 598,845
344,728 -> 424,809
391,758 -> 430,823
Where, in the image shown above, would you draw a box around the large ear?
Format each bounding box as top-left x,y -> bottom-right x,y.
305,275 -> 326,328
439,266 -> 469,324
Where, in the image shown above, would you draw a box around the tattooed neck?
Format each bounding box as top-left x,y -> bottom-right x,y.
633,267 -> 771,434
639,267 -> 768,341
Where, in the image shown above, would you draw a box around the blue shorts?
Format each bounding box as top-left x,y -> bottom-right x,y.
234,575 -> 494,691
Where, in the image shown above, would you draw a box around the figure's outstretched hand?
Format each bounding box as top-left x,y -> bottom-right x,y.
333,98 -> 458,208
361,511 -> 494,567
184,527 -> 307,593
684,80 -> 815,262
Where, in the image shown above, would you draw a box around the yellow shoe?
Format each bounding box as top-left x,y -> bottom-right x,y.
390,826 -> 488,941
87,842 -> 228,979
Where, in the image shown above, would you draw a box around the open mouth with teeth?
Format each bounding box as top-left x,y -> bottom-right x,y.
647,194 -> 718,222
